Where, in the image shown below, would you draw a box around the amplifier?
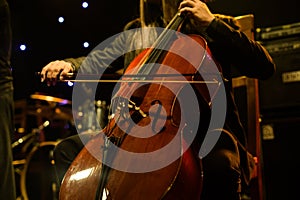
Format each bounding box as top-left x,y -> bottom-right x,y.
256,21 -> 300,41
259,36 -> 300,54
259,36 -> 300,111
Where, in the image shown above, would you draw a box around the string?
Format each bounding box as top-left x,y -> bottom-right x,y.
111,11 -> 187,120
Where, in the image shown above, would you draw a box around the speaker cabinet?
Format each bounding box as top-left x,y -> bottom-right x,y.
259,36 -> 300,111
261,115 -> 300,200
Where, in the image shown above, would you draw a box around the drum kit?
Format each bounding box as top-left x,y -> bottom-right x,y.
12,93 -> 109,200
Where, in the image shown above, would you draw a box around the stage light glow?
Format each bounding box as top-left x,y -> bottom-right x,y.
58,16 -> 64,23
19,44 -> 26,51
82,2 -> 89,8
83,42 -> 89,48
67,81 -> 74,86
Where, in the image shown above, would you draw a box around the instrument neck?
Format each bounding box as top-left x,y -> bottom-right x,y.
136,12 -> 186,76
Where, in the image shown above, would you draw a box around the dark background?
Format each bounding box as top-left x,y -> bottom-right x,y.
7,0 -> 300,200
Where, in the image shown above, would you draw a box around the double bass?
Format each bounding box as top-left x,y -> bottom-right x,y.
59,10 -> 222,200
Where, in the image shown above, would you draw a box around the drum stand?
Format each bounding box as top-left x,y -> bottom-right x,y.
13,120 -> 59,200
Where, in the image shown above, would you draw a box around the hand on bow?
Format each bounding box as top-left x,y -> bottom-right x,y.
40,60 -> 74,86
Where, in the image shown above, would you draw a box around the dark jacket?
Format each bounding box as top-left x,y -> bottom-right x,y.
0,0 -> 13,93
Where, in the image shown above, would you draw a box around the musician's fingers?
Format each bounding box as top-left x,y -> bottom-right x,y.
57,68 -> 66,81
46,79 -> 56,86
59,62 -> 73,77
179,0 -> 195,9
41,61 -> 56,82
40,63 -> 52,82
44,68 -> 58,86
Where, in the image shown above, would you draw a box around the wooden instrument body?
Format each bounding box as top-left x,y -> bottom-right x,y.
60,15 -> 222,199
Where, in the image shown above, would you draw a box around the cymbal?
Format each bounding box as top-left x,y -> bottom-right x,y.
27,105 -> 73,121
30,94 -> 71,105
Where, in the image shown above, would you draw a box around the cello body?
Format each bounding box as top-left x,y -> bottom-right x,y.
60,14 -> 222,200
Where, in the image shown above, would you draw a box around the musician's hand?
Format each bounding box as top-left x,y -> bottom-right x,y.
179,0 -> 215,27
40,60 -> 74,86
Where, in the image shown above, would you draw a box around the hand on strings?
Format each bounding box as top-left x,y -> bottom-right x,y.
179,0 -> 215,28
40,60 -> 74,86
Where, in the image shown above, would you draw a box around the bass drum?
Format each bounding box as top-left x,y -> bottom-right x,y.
20,141 -> 59,200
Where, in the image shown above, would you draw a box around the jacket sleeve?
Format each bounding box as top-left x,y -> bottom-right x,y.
205,18 -> 276,80
63,19 -> 141,74
64,56 -> 85,72
64,31 -> 128,75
